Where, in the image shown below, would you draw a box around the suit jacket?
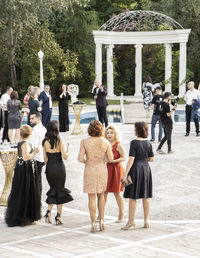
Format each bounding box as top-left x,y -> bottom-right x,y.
38,91 -> 52,114
92,87 -> 108,107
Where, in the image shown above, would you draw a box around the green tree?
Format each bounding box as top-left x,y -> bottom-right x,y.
51,0 -> 99,97
19,24 -> 80,97
0,0 -> 69,88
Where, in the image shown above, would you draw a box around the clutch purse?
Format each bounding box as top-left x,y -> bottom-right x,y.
120,175 -> 133,187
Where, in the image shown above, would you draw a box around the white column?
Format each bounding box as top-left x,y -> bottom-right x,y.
179,42 -> 187,97
106,44 -> 115,97
95,43 -> 102,84
164,43 -> 172,92
134,44 -> 143,97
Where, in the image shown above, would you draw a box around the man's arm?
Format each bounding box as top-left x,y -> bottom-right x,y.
99,86 -> 107,96
166,105 -> 177,117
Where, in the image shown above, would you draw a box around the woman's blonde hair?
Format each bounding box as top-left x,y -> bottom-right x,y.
20,125 -> 32,139
105,125 -> 121,142
28,85 -> 34,95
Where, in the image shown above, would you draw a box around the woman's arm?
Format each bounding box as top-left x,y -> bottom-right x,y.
112,143 -> 126,163
36,101 -> 42,112
59,92 -> 64,99
21,142 -> 39,161
78,140 -> 86,163
42,143 -> 48,164
60,140 -> 69,160
123,156 -> 135,179
23,95 -> 28,105
148,157 -> 154,162
106,144 -> 114,163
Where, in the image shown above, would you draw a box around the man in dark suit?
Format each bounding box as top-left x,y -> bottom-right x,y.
38,85 -> 52,127
92,80 -> 108,127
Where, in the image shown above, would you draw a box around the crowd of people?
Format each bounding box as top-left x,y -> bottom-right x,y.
142,78 -> 200,154
3,117 -> 153,234
1,78 -> 200,233
0,84 -> 70,145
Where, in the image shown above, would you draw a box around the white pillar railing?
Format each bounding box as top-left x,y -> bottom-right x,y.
134,44 -> 143,97
179,42 -> 187,97
95,43 -> 102,84
120,93 -> 124,124
106,44 -> 115,97
164,43 -> 172,92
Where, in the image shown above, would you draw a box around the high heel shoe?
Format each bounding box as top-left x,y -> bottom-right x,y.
91,222 -> 97,233
144,222 -> 150,228
99,219 -> 105,231
44,210 -> 51,224
121,223 -> 136,230
55,213 -> 63,225
116,214 -> 125,223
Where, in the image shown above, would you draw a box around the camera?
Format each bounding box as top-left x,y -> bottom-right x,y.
171,97 -> 179,106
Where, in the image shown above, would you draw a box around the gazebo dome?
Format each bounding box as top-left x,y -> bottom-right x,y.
99,10 -> 183,32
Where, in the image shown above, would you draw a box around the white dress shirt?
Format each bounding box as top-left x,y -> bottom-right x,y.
29,122 -> 46,162
45,91 -> 52,108
184,89 -> 200,105
0,93 -> 10,111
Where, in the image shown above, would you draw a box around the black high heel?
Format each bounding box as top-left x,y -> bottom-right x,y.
55,213 -> 63,225
44,210 -> 51,224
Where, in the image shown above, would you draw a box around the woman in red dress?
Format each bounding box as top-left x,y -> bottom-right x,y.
104,125 -> 125,222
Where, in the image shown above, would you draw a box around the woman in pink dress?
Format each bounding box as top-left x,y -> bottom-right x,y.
78,120 -> 113,233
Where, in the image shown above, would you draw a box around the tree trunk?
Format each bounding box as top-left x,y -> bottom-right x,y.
8,14 -> 18,88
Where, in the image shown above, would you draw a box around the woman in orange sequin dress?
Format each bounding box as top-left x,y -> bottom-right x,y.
104,125 -> 125,222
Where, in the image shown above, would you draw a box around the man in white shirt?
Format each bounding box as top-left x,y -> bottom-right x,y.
0,87 -> 13,142
184,81 -> 200,136
30,112 -> 46,198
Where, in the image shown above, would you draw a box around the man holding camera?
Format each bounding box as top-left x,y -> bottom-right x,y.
150,87 -> 164,142
156,92 -> 177,154
184,81 -> 200,136
92,80 -> 108,127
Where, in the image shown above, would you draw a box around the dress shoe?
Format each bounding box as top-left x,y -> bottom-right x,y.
185,133 -> 189,136
156,149 -> 165,155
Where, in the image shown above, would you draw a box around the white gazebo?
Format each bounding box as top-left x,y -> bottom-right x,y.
93,11 -> 191,100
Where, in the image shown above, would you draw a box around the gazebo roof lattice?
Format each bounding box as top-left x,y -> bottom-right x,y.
99,10 -> 184,32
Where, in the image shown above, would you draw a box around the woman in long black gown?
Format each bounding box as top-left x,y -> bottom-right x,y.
42,120 -> 73,225
5,125 -> 41,227
58,84 -> 69,132
121,122 -> 154,230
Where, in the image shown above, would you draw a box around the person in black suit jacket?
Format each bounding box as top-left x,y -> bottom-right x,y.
38,85 -> 52,127
92,80 -> 108,127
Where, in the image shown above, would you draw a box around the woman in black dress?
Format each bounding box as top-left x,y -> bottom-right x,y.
5,125 -> 41,227
122,122 -> 154,230
28,90 -> 42,125
58,83 -> 69,132
42,121 -> 73,225
7,91 -> 22,144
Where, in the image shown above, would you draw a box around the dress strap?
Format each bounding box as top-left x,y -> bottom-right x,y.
112,142 -> 119,149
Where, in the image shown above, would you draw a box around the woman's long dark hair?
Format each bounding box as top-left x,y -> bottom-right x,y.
42,120 -> 60,149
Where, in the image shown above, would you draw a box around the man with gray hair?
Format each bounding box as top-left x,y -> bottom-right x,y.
184,81 -> 200,136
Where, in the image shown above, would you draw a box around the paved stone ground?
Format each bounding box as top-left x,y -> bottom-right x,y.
0,104 -> 200,257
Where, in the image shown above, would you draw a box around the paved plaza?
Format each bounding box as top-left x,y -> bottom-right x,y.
0,105 -> 200,257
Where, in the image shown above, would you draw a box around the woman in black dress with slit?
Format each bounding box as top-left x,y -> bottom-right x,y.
58,84 -> 69,132
121,122 -> 154,230
5,125 -> 41,227
42,120 -> 73,225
